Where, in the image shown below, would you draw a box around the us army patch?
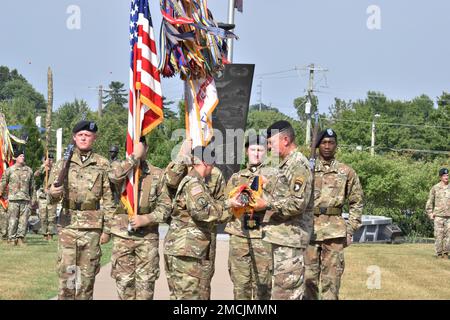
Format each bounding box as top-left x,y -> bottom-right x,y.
196,197 -> 208,209
293,178 -> 304,192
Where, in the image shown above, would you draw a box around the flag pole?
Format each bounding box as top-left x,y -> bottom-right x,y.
133,91 -> 141,222
227,0 -> 236,62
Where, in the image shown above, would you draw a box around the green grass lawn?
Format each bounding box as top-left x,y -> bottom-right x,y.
340,243 -> 450,300
1,237 -> 450,300
0,234 -> 112,300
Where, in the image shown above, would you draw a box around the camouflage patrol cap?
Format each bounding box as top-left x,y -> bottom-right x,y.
439,168 -> 449,176
192,145 -> 216,165
316,128 -> 338,148
72,120 -> 98,134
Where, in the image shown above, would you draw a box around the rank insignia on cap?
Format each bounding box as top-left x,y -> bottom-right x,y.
89,122 -> 95,130
327,129 -> 334,136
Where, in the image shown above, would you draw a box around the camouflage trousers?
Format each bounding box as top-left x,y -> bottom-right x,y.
164,254 -> 212,300
0,205 -> 8,239
110,236 -> 160,300
434,217 -> 450,256
7,200 -> 31,240
57,228 -> 102,300
228,235 -> 272,300
304,238 -> 346,300
38,197 -> 57,235
271,244 -> 305,300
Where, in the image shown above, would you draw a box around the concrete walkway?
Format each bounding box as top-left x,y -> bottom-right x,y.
93,232 -> 234,300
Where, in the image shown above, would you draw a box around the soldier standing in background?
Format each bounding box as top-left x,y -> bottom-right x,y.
225,135 -> 274,300
48,121 -> 115,300
34,154 -> 57,241
253,120 -> 313,300
0,149 -> 36,246
106,138 -> 171,300
0,204 -> 7,242
426,168 -> 450,259
109,145 -> 121,205
304,129 -> 364,300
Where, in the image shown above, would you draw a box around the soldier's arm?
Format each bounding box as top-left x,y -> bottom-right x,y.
186,181 -> 223,223
47,160 -> 63,203
346,169 -> 364,235
108,157 -> 138,186
139,176 -> 173,226
0,168 -> 9,196
266,165 -> 312,218
102,165 -> 116,235
425,187 -> 435,217
33,166 -> 44,178
209,171 -> 231,223
164,156 -> 190,190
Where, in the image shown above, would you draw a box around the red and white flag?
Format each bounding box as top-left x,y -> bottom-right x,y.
123,0 -> 163,218
185,76 -> 219,148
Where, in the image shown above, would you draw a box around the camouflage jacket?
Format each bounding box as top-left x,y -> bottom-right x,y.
311,158 -> 364,241
48,148 -> 114,230
164,168 -> 228,259
225,164 -> 277,239
262,149 -> 313,248
426,182 -> 450,218
0,164 -> 36,202
108,157 -> 172,240
34,165 -> 50,197
109,159 -> 122,205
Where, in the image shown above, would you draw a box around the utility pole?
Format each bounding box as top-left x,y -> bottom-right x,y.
371,114 -> 380,156
88,85 -> 103,117
227,0 -> 236,63
257,78 -> 263,111
297,64 -> 328,146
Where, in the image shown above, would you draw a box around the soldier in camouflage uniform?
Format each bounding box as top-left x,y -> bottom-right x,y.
304,129 -> 364,300
253,121 -> 313,300
0,201 -> 8,242
225,135 -> 275,300
48,121 -> 115,300
164,139 -> 227,299
106,138 -> 172,300
34,154 -> 57,240
164,145 -> 238,299
426,168 -> 450,258
0,150 -> 37,246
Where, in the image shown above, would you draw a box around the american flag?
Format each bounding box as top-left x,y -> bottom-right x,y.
123,0 -> 163,218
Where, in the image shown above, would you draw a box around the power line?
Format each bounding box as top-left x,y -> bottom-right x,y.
339,145 -> 450,155
321,117 -> 450,130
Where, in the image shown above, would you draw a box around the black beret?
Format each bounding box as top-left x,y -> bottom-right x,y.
48,153 -> 55,159
13,148 -> 24,158
245,135 -> 267,148
439,168 -> 449,176
109,145 -> 119,153
266,120 -> 293,139
72,120 -> 98,134
192,145 -> 216,165
316,128 -> 338,148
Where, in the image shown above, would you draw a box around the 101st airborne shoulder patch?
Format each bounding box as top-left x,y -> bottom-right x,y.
293,177 -> 304,192
196,196 -> 208,209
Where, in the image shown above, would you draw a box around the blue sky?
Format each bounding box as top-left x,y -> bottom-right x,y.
1,0 -> 449,119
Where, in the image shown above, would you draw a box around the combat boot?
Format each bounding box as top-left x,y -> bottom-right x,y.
17,238 -> 26,246
443,253 -> 449,259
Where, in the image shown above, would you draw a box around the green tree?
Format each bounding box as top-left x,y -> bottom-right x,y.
294,95 -> 318,122
103,81 -> 128,107
20,116 -> 44,172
